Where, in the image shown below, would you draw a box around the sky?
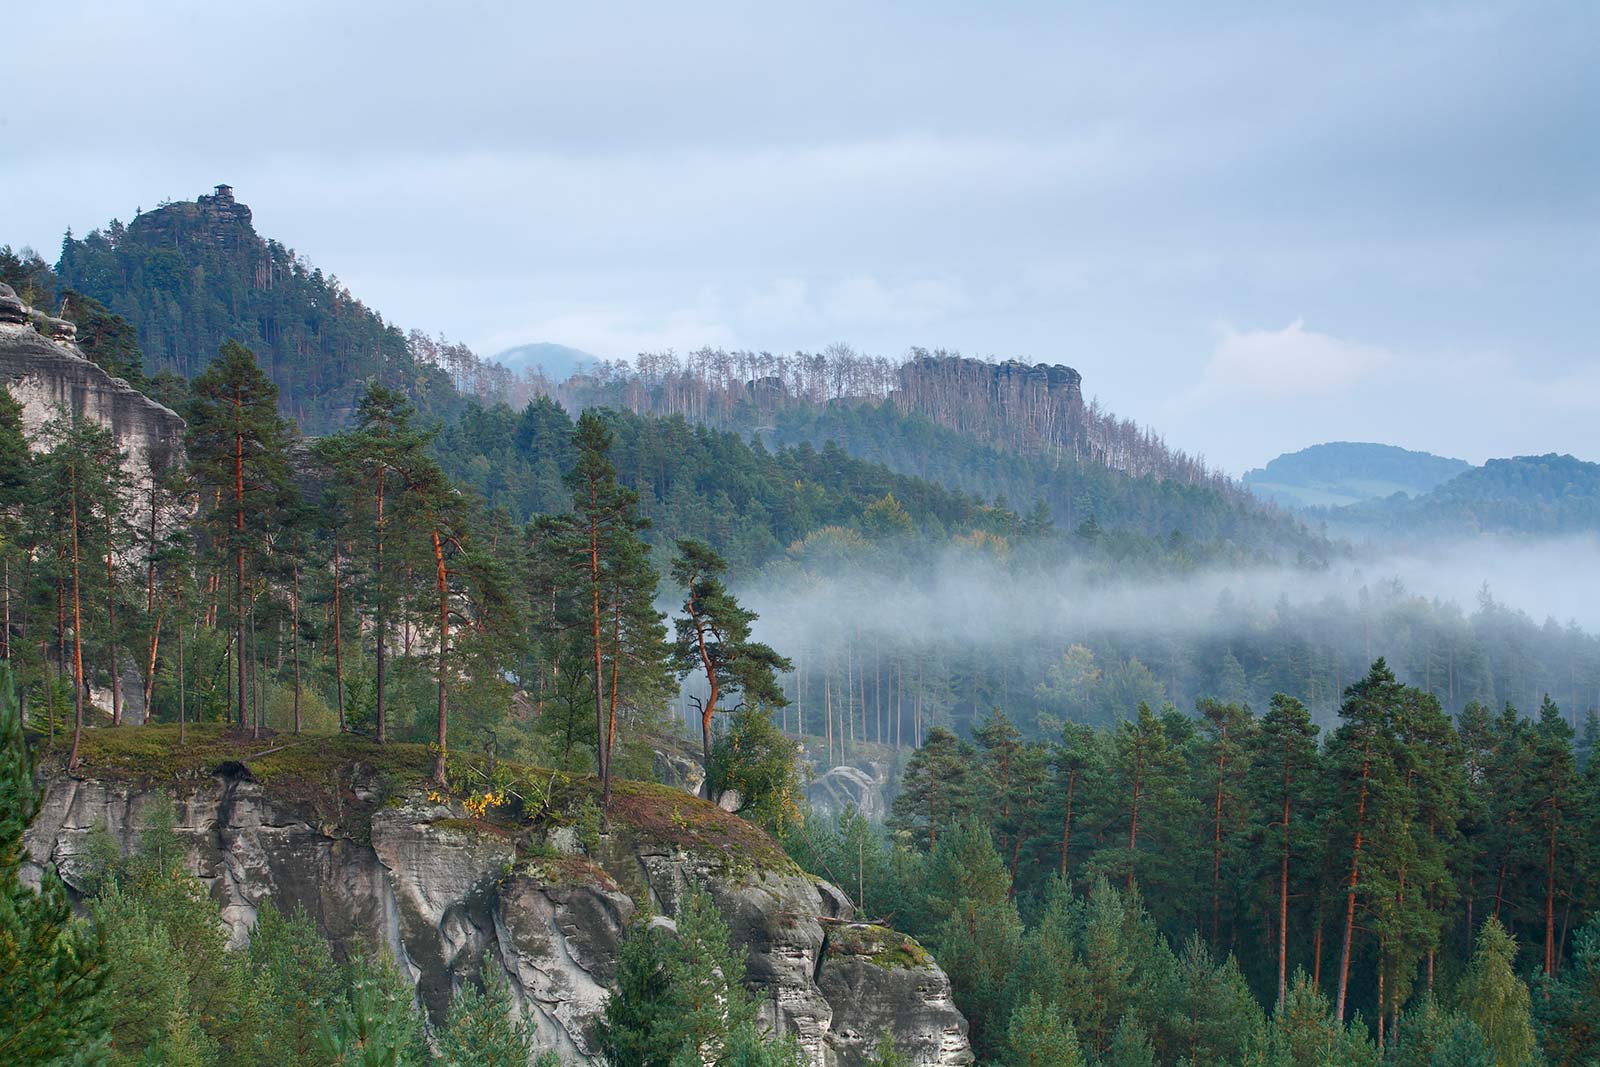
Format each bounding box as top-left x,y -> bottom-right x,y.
3,2 -> 1596,475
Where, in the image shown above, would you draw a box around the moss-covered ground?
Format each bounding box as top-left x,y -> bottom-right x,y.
30,723 -> 795,873
824,921 -> 932,969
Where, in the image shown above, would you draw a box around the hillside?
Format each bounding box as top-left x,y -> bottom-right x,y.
434,397 -> 1029,573
52,185 -> 460,432
1243,441 -> 1471,509
1321,452 -> 1600,537
23,186 -> 1323,563
549,348 -> 1324,558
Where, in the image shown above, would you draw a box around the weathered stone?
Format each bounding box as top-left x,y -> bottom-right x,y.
806,765 -> 886,822
0,307 -> 185,481
819,924 -> 973,1067
24,768 -> 972,1067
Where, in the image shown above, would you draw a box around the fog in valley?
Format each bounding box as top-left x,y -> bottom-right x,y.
713,533 -> 1600,739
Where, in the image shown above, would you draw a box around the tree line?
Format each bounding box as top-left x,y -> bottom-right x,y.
785,659 -> 1600,1066
0,340 -> 796,810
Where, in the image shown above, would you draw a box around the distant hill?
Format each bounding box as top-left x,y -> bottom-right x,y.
1321,453 -> 1600,537
53,184 -> 459,432
1243,442 -> 1471,509
492,341 -> 599,380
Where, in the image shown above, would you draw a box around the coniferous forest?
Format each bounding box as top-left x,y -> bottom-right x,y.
3,166 -> 1599,1067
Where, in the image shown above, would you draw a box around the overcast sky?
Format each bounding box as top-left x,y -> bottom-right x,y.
4,2 -> 1596,473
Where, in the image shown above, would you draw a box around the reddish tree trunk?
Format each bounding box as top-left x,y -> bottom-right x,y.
1059,769 -> 1078,878
432,529 -> 449,784
1335,745 -> 1372,1022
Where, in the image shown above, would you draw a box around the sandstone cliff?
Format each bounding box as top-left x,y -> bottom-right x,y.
0,282 -> 185,480
24,731 -> 970,1067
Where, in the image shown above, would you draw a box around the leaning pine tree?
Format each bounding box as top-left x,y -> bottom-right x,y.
669,538 -> 791,774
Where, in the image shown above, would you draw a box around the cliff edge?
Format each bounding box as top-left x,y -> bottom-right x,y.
0,282 -> 185,478
24,728 -> 971,1067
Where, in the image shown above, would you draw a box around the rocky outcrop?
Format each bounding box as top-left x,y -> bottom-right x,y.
807,766 -> 886,822
806,758 -> 894,822
0,283 -> 185,479
25,762 -> 970,1067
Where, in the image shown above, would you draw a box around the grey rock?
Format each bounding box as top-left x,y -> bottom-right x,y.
806,766 -> 886,822
0,309 -> 185,483
25,768 -> 971,1067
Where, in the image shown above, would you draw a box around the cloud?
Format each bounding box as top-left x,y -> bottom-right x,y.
1200,319 -> 1391,399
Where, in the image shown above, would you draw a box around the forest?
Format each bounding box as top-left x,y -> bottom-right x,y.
4,186 -> 1600,1067
785,663 -> 1600,1067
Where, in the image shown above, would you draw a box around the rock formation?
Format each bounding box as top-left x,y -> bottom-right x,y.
806,760 -> 892,823
25,753 -> 971,1067
0,282 -> 185,480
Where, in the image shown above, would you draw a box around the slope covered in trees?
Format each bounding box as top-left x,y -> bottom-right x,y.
1244,442 -> 1472,509
42,187 -> 498,432
1318,453 -> 1600,538
547,346 -> 1322,556
786,661 -> 1600,1066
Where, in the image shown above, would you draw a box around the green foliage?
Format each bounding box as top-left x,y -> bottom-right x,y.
671,537 -> 792,761
708,705 -> 803,832
318,955 -> 428,1067
1006,993 -> 1082,1067
56,190 -> 457,432
0,663 -> 107,1064
1267,972 -> 1376,1067
1320,453 -> 1600,536
246,902 -> 343,1067
598,886 -> 786,1067
921,817 -> 1022,1060
437,963 -> 539,1067
1536,913 -> 1600,1067
1458,919 -> 1537,1067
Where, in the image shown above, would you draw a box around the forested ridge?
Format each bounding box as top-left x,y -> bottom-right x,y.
1318,454 -> 1600,538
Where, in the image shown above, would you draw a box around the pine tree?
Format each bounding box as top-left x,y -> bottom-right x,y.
312,384 -> 428,742
889,727 -> 975,850
186,341 -> 293,735
1536,912 -> 1600,1067
0,662 -> 106,1062
1094,702 -> 1199,927
1006,993 -> 1082,1067
1325,659 -> 1408,1022
1247,693 -> 1320,1009
923,816 -> 1022,1060
1195,697 -> 1256,948
318,955 -> 427,1067
671,538 -> 790,771
1458,919 -> 1536,1067
437,964 -> 539,1067
1525,695 -> 1578,977
247,901 -> 343,1067
1051,720 -> 1102,879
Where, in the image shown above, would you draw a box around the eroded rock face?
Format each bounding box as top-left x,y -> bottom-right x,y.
806,765 -> 887,822
0,297 -> 185,482
24,768 -> 971,1067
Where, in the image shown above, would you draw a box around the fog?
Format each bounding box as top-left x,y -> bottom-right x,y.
743,534 -> 1600,653
706,533 -> 1600,733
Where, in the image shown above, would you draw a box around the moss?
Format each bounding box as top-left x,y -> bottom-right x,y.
603,778 -> 798,874
35,725 -> 798,876
429,817 -> 519,839
825,923 -> 932,970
